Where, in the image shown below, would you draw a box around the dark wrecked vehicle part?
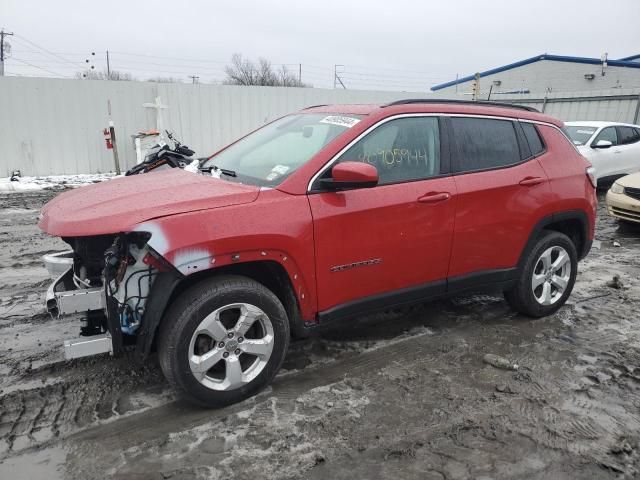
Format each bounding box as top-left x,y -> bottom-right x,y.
48,231 -> 171,356
125,130 -> 196,176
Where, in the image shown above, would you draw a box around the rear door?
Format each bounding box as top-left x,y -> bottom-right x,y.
308,115 -> 456,315
615,126 -> 640,174
447,117 -> 551,286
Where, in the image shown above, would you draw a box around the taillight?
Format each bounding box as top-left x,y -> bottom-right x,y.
586,167 -> 597,189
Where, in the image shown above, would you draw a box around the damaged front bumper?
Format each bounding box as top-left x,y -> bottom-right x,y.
46,267 -> 113,360
46,267 -> 106,317
43,235 -> 169,361
43,250 -> 74,277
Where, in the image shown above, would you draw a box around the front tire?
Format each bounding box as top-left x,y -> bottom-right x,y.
158,275 -> 290,407
505,231 -> 577,318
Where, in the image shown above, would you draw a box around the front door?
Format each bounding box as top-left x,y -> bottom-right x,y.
308,116 -> 456,316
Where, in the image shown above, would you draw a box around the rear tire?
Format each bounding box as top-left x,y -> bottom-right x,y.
505,231 -> 577,318
158,275 -> 290,407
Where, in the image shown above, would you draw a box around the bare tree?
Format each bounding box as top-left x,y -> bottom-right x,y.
224,54 -> 308,87
75,69 -> 133,81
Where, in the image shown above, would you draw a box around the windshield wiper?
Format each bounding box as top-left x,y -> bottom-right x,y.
199,164 -> 237,177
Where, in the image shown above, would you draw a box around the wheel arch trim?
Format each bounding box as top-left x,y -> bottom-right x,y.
137,253 -> 311,358
518,209 -> 591,271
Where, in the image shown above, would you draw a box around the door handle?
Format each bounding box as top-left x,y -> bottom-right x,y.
613,150 -> 622,154
519,176 -> 545,186
417,192 -> 450,203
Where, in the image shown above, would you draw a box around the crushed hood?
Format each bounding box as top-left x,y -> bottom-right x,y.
39,169 -> 260,237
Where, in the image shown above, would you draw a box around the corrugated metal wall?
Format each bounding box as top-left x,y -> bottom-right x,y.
0,77 -> 433,176
1,77 -> 639,176
493,88 -> 640,124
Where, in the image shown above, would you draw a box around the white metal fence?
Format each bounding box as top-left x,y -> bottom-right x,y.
0,77 -> 432,176
1,77 -> 639,176
494,88 -> 640,125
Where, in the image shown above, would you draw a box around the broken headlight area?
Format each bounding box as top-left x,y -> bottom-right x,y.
46,231 -> 166,359
103,232 -> 159,336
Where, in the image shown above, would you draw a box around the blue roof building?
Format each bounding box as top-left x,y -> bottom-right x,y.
431,53 -> 640,95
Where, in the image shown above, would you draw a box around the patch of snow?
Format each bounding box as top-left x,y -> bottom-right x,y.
183,159 -> 200,173
0,173 -> 117,193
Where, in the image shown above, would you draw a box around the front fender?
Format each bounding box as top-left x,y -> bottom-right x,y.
132,190 -> 317,321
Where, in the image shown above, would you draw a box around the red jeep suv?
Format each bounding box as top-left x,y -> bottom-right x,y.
39,100 -> 597,407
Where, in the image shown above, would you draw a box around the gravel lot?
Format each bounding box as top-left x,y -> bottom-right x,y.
0,188 -> 639,480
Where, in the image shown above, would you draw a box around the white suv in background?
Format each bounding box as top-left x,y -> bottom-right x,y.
565,121 -> 640,183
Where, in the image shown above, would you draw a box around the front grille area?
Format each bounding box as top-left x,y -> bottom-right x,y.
611,206 -> 640,221
624,186 -> 640,201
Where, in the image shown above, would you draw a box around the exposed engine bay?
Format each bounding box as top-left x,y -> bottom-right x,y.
46,232 -> 170,359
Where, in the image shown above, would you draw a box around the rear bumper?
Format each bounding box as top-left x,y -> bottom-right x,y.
606,191 -> 640,224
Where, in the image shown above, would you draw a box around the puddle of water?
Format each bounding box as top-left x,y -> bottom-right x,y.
0,208 -> 37,216
0,445 -> 67,480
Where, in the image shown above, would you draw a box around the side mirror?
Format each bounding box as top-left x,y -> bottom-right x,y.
592,140 -> 613,149
320,161 -> 379,190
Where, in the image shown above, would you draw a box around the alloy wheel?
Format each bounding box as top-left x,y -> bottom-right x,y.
531,246 -> 571,305
188,303 -> 274,391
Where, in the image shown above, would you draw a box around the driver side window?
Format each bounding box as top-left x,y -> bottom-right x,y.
336,117 -> 441,184
593,127 -> 618,146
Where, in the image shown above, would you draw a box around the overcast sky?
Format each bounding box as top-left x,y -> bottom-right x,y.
2,0 -> 639,90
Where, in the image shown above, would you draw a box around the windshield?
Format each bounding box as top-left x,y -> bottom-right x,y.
203,113 -> 362,186
565,125 -> 598,146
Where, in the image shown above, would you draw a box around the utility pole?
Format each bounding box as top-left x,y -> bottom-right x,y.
298,63 -> 302,84
471,72 -> 480,101
188,75 -> 199,84
334,64 -> 346,89
106,50 -> 110,78
0,29 -> 14,77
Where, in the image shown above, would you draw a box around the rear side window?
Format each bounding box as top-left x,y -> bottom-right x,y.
617,126 -> 640,145
451,117 -> 521,172
521,123 -> 545,156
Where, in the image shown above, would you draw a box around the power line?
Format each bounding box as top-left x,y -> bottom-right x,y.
4,42 -> 451,90
109,51 -> 230,64
12,34 -> 86,69
10,57 -> 70,77
6,44 -> 457,83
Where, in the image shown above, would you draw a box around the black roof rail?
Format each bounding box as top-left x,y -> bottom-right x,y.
303,104 -> 329,110
382,98 -> 539,113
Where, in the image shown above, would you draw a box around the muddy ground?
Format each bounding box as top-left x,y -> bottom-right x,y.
0,189 -> 639,480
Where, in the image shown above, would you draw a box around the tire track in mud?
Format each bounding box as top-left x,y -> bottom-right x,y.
0,308 -> 436,458
0,354 -> 170,456
2,190 -> 640,479
69,323 -> 498,450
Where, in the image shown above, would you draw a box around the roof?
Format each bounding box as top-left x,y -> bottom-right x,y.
302,101 -> 563,127
619,54 -> 640,62
301,104 -> 378,115
431,53 -> 640,91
